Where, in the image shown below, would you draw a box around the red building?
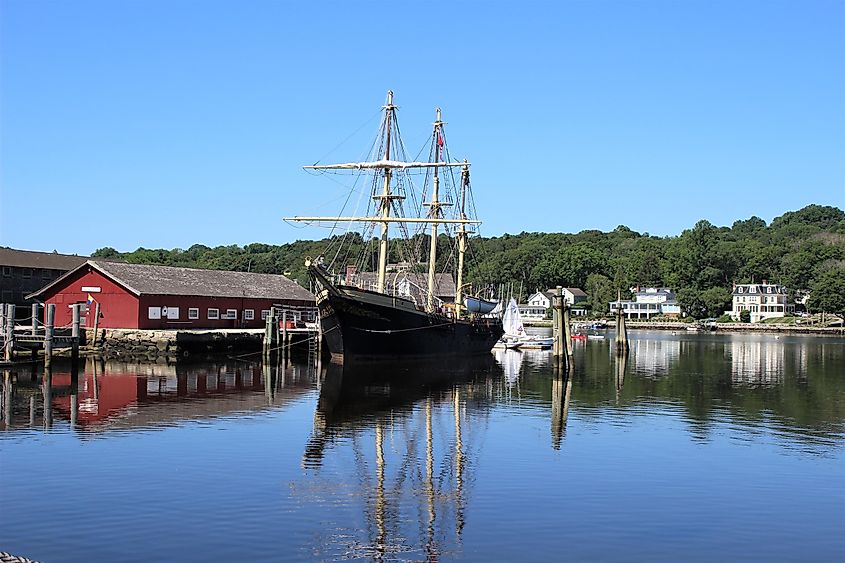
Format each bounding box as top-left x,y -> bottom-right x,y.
27,260 -> 316,329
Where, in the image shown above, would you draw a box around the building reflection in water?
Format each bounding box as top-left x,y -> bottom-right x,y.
0,356 -> 316,432
627,337 -> 680,377
729,337 -> 786,386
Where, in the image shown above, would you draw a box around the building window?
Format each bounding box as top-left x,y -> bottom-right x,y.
243,309 -> 255,320
261,310 -> 270,320
42,269 -> 52,279
208,308 -> 219,320
224,309 -> 237,319
22,268 -> 31,279
1,266 -> 10,277
188,308 -> 199,320
148,307 -> 161,320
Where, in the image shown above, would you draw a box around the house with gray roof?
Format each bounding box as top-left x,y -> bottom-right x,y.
27,260 -> 315,330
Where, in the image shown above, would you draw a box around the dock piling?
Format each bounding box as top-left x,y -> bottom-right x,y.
71,304 -> 81,366
31,303 -> 39,335
615,298 -> 629,354
3,304 -> 15,362
552,288 -> 567,369
93,302 -> 101,348
44,304 -> 55,368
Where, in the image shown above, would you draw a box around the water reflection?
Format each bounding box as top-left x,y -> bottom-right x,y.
303,357 -> 497,560
0,356 -> 316,433
1,334 -> 844,561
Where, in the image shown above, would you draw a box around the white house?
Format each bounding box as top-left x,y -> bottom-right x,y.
520,288 -> 588,319
730,281 -> 793,322
609,287 -> 681,319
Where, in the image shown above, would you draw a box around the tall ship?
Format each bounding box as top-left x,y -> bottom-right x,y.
286,91 -> 503,362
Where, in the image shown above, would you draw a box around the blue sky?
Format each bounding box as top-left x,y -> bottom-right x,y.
1,0 -> 843,255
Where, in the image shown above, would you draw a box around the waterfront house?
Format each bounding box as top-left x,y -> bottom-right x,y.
0,247 -> 87,319
520,287 -> 588,319
609,287 -> 681,319
729,281 -> 794,322
27,260 -> 316,330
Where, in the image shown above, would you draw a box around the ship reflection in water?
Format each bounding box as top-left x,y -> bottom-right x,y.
302,356 -> 498,560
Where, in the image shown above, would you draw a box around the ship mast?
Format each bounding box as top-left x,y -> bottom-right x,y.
376,91 -> 396,293
426,109 -> 444,311
454,162 -> 470,316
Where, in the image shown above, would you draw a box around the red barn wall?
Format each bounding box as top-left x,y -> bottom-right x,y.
137,295 -> 313,329
43,267 -> 140,328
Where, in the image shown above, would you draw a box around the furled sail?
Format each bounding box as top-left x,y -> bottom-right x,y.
305,159 -> 469,170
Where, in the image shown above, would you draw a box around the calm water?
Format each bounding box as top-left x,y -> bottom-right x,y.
1,331 -> 844,562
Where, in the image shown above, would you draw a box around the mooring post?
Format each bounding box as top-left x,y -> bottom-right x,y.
552,290 -> 566,368
281,310 -> 289,366
31,303 -> 39,335
4,304 -> 15,363
615,294 -> 629,354
563,300 -> 574,358
44,304 -> 55,369
93,302 -> 101,348
71,304 -> 81,367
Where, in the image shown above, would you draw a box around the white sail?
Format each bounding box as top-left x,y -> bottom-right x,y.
305,159 -> 469,170
501,298 -> 526,337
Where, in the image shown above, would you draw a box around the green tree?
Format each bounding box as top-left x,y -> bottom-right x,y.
808,267 -> 845,316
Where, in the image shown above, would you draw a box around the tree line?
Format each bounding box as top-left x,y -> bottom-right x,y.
92,204 -> 845,318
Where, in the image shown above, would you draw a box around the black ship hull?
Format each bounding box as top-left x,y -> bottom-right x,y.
314,282 -> 503,362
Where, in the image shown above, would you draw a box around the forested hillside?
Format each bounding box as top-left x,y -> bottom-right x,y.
93,204 -> 845,318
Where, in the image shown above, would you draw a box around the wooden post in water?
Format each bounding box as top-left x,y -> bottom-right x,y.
93,302 -> 101,348
563,297 -> 574,359
281,310 -> 288,366
615,291 -> 629,355
552,289 -> 566,368
31,303 -> 40,363
71,304 -> 81,367
4,304 -> 15,362
44,304 -> 55,369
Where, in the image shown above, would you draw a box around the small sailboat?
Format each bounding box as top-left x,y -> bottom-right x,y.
496,298 -> 553,349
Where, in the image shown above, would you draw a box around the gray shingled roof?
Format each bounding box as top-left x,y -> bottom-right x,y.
0,247 -> 88,270
30,260 -> 314,301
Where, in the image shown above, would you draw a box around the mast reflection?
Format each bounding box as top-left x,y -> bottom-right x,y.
303,356 -> 496,559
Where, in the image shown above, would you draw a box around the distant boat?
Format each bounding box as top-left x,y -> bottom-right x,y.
498,298 -> 552,349
464,296 -> 498,314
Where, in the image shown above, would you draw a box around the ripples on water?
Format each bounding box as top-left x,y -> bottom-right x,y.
1,331 -> 844,562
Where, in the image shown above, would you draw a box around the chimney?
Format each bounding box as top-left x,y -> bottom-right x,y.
345,265 -> 357,285
732,281 -> 736,289
762,279 -> 768,285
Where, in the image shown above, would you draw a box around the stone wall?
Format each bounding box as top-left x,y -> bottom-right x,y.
84,328 -> 264,360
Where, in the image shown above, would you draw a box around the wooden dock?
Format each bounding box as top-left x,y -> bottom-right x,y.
1,303 -> 81,368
